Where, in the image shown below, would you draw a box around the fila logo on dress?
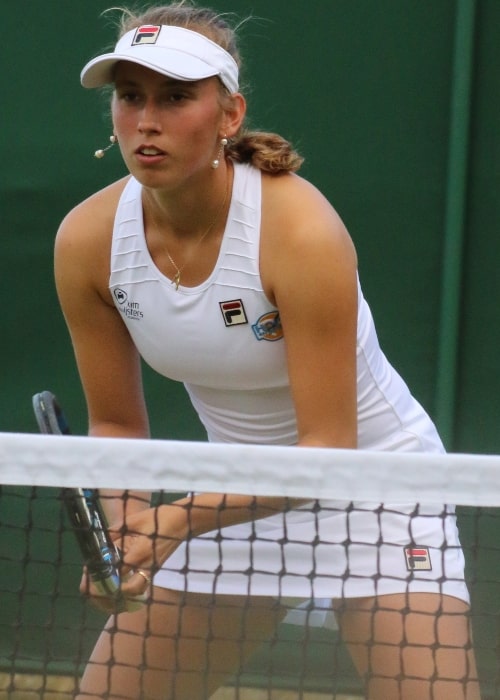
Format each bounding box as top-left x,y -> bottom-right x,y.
219,300 -> 248,327
404,547 -> 432,571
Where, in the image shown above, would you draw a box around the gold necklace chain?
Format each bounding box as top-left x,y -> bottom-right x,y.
144,173 -> 229,290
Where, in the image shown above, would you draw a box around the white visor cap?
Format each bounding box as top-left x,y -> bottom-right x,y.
80,24 -> 239,94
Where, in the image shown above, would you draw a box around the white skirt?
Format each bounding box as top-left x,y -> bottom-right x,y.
153,499 -> 470,606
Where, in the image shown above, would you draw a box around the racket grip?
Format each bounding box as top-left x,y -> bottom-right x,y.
87,545 -> 147,612
91,578 -> 146,612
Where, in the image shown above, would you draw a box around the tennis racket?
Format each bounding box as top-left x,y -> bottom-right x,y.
32,390 -> 142,611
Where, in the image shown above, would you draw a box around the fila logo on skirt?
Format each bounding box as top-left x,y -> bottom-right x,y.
404,547 -> 432,571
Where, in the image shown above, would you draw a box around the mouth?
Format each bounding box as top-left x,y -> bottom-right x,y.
136,145 -> 166,157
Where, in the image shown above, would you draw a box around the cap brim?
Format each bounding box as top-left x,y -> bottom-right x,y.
81,47 -> 219,88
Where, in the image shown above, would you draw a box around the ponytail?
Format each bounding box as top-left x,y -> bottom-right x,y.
227,130 -> 304,174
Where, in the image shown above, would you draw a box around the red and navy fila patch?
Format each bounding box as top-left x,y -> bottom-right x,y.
404,546 -> 432,571
220,299 -> 248,327
132,25 -> 161,45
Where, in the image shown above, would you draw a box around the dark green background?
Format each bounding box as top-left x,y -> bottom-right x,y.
1,0 -> 500,695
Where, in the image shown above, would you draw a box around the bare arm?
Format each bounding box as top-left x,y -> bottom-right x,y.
55,184 -> 151,523
263,173 -> 358,450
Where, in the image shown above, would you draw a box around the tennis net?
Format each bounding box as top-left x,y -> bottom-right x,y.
1,430 -> 500,699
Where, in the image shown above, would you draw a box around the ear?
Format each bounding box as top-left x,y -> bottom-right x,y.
220,92 -> 246,139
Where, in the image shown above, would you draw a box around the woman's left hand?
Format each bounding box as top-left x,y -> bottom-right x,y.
110,503 -> 186,597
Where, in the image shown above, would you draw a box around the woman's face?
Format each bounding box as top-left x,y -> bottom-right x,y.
112,61 -> 226,189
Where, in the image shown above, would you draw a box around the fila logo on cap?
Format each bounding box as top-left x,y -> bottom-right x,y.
132,25 -> 161,46
404,546 -> 432,571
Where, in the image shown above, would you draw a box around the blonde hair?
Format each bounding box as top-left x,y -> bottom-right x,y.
108,2 -> 304,173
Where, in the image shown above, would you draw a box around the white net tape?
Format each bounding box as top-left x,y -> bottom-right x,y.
1,432 -> 499,504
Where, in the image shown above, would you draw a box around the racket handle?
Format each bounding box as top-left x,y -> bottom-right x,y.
91,573 -> 146,612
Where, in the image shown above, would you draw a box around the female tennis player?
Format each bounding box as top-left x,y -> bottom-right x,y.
55,2 -> 479,698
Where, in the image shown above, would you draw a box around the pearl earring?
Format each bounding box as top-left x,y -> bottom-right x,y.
94,134 -> 118,159
211,137 -> 228,169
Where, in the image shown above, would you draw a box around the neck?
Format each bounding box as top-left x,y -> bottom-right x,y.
143,161 -> 231,242
142,163 -> 232,290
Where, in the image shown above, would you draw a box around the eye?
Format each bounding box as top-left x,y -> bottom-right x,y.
161,83 -> 199,104
120,91 -> 140,103
114,87 -> 142,104
164,91 -> 189,104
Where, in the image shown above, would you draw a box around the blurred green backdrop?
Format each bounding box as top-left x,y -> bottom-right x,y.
1,0 -> 500,696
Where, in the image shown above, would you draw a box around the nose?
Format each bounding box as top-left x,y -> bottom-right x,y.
137,98 -> 161,134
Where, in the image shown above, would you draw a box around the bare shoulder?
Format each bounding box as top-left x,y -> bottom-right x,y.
261,173 -> 357,300
56,176 -> 130,248
262,172 -> 355,251
55,177 -> 131,297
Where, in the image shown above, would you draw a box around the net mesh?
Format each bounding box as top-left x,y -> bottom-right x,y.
1,432 -> 500,699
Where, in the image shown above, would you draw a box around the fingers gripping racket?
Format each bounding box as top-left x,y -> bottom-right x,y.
32,391 -> 141,611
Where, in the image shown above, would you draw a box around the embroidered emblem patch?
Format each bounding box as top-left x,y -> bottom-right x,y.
252,311 -> 283,341
113,288 -> 128,304
220,299 -> 248,327
132,25 -> 161,45
404,547 -> 432,571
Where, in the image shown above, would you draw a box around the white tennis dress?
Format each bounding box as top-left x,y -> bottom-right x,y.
109,162 -> 469,604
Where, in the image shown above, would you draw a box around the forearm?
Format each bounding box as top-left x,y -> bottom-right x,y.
161,492 -> 306,541
111,491 -> 309,595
